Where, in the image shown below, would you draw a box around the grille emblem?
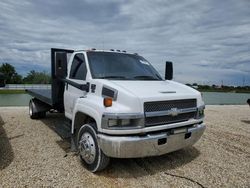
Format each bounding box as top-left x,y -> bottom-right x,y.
170,108 -> 179,116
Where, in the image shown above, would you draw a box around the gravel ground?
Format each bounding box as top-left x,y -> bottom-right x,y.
0,105 -> 249,187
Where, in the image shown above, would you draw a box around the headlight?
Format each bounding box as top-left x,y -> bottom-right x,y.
196,105 -> 205,119
108,119 -> 131,127
108,119 -> 118,127
102,113 -> 144,129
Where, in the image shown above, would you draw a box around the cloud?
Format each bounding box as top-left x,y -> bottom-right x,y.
0,0 -> 249,85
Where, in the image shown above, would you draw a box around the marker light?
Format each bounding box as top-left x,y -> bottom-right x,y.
104,97 -> 112,107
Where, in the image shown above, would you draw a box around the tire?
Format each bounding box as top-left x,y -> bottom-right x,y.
29,99 -> 47,119
78,123 -> 110,172
29,99 -> 39,119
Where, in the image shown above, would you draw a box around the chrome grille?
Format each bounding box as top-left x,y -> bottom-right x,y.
144,99 -> 196,112
144,99 -> 197,127
145,112 -> 196,126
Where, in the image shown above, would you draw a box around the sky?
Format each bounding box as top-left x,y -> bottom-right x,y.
0,0 -> 249,86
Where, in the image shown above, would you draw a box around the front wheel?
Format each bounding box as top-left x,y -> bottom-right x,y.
78,124 -> 110,172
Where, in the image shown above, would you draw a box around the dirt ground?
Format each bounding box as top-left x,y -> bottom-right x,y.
0,106 -> 249,187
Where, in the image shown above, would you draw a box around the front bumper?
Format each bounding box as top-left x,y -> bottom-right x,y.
98,123 -> 205,158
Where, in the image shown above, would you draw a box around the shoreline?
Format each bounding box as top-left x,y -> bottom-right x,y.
1,89 -> 250,94
1,104 -> 249,108
1,92 -> 250,106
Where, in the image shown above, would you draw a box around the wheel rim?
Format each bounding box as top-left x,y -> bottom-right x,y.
79,132 -> 96,164
29,102 -> 33,116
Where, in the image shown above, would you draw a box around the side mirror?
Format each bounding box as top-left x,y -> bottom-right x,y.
165,61 -> 173,80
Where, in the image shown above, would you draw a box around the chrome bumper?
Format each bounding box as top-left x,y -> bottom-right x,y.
98,123 -> 205,158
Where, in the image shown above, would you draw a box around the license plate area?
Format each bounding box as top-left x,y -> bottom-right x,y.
171,127 -> 187,134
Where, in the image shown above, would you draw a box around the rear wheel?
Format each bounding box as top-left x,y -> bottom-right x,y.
78,124 -> 110,172
29,99 -> 46,119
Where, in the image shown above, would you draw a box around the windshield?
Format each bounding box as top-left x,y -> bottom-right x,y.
87,52 -> 162,80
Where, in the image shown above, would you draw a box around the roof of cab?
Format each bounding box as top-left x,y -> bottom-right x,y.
74,49 -> 138,55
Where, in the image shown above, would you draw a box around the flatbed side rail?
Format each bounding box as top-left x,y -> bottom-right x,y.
26,89 -> 52,106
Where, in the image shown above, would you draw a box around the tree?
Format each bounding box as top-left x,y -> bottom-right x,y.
23,70 -> 51,84
12,73 -> 23,84
0,63 -> 23,84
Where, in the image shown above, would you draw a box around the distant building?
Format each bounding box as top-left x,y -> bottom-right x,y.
0,73 -> 5,87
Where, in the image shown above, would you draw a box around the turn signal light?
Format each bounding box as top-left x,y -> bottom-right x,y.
104,97 -> 112,107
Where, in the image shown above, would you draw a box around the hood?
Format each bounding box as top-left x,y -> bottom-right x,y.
110,80 -> 201,102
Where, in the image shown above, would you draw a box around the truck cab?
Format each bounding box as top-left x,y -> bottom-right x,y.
27,48 -> 205,172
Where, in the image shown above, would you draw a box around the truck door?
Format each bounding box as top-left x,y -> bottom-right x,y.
64,53 -> 88,119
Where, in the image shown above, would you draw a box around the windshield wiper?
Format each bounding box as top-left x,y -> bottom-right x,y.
133,75 -> 159,80
98,76 -> 128,80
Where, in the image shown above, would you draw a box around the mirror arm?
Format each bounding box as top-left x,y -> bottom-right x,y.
60,78 -> 89,92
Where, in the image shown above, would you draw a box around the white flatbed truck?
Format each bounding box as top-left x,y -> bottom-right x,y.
27,48 -> 205,172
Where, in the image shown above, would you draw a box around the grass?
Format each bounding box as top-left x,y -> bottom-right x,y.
0,89 -> 26,94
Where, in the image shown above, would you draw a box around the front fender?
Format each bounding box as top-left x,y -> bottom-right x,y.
72,96 -> 103,134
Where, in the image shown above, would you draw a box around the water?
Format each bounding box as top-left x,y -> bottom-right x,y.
0,92 -> 250,106
202,92 -> 250,105
0,94 -> 32,106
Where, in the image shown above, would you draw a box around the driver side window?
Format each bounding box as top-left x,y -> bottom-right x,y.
69,53 -> 87,80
